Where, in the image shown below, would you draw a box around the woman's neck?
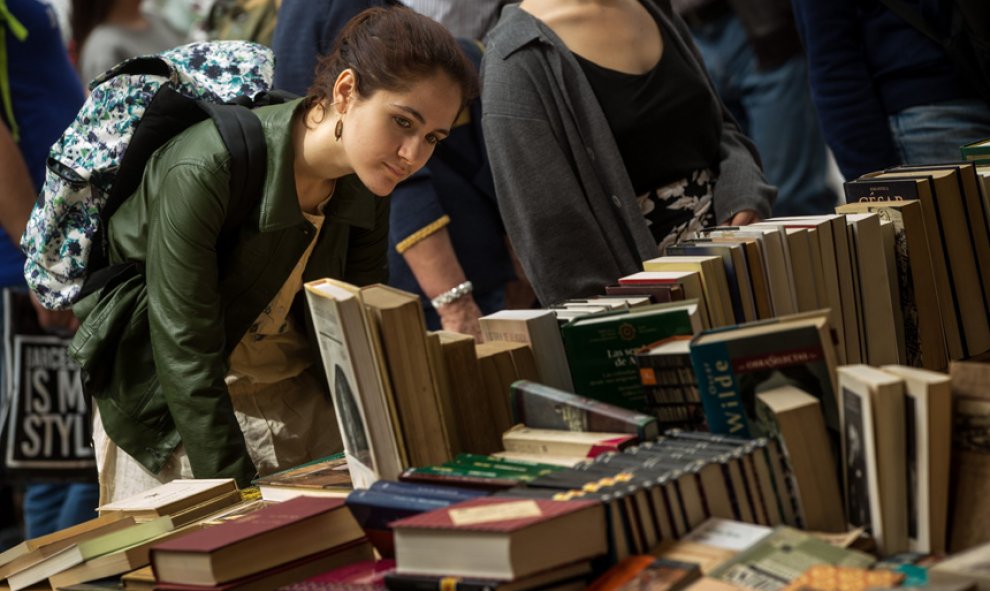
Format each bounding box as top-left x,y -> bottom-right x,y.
293,105 -> 350,214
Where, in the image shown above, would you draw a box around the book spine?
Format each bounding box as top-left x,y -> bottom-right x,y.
689,341 -> 752,437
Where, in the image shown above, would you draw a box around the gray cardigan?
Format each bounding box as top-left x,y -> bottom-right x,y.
481,0 -> 775,306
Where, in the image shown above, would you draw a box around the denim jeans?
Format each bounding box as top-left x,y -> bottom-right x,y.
22,483 -> 99,538
691,13 -> 838,216
888,98 -> 990,165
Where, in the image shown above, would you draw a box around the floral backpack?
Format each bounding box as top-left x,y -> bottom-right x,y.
22,41 -> 290,310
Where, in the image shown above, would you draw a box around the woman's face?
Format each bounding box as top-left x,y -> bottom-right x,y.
335,69 -> 463,196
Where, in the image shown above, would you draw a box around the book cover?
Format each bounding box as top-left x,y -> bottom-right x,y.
392,497 -> 606,580
154,541 -> 374,591
151,496 -> 365,586
509,380 -> 659,441
345,490 -> 451,558
98,479 -> 237,519
882,365 -> 952,553
839,366 -> 908,555
710,527 -> 874,591
588,556 -> 701,591
561,302 -> 702,411
306,279 -> 405,487
689,313 -> 839,438
280,559 -> 395,590
253,453 -> 351,501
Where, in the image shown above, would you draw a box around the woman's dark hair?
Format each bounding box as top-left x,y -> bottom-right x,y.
70,0 -> 114,56
308,6 -> 479,109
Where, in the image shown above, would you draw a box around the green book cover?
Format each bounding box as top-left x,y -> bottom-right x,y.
561,301 -> 701,411
711,526 -> 874,591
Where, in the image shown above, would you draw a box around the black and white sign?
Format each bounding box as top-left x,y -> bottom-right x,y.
2,290 -> 94,476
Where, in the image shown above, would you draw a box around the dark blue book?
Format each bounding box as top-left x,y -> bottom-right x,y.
345,490 -> 451,558
368,480 -> 488,503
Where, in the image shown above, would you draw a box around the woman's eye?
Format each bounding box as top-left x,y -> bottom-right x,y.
426,134 -> 439,145
393,116 -> 411,129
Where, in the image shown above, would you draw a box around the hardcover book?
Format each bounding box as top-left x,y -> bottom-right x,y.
98,479 -> 237,522
391,497 -> 606,580
150,496 -> 365,586
502,425 -> 637,459
508,380 -> 659,441
561,301 -> 702,411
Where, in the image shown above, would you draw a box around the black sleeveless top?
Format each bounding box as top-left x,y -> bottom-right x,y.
575,15 -> 721,194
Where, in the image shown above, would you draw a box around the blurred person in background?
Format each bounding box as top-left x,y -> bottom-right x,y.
673,0 -> 837,215
481,0 -> 775,306
0,0 -> 95,542
71,0 -> 183,86
402,0 -> 510,40
793,0 -> 990,180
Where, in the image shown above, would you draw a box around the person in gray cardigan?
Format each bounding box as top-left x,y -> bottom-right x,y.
481,0 -> 775,307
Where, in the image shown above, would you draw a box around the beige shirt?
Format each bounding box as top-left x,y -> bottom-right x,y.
226,208 -> 328,388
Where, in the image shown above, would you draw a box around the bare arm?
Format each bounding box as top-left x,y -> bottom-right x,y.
0,123 -> 36,243
402,227 -> 483,340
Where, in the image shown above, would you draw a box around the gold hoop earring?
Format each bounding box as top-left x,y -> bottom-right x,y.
334,118 -> 344,141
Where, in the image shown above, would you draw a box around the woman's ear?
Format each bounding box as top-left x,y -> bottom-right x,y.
332,69 -> 357,114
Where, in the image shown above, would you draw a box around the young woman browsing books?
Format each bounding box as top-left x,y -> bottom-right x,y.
481,0 -> 776,306
77,6 -> 478,501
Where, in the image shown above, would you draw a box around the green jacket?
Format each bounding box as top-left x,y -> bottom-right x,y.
70,99 -> 389,487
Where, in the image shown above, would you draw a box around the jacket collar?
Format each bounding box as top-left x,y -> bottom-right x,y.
254,98 -> 378,231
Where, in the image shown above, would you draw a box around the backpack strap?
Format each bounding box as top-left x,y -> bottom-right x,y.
199,102 -> 267,248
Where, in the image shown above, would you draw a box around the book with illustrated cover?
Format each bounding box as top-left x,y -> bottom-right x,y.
780,564 -> 903,591
710,527 -> 874,591
306,279 -> 405,488
838,366 -> 908,555
384,561 -> 592,591
689,312 -> 840,439
587,556 -> 701,591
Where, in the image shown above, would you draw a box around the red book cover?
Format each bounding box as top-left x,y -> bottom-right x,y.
153,540 -> 372,591
152,496 -> 346,554
280,559 -> 396,589
390,497 -> 599,533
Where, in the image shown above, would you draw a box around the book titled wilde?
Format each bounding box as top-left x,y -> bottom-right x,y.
689,312 -> 840,438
